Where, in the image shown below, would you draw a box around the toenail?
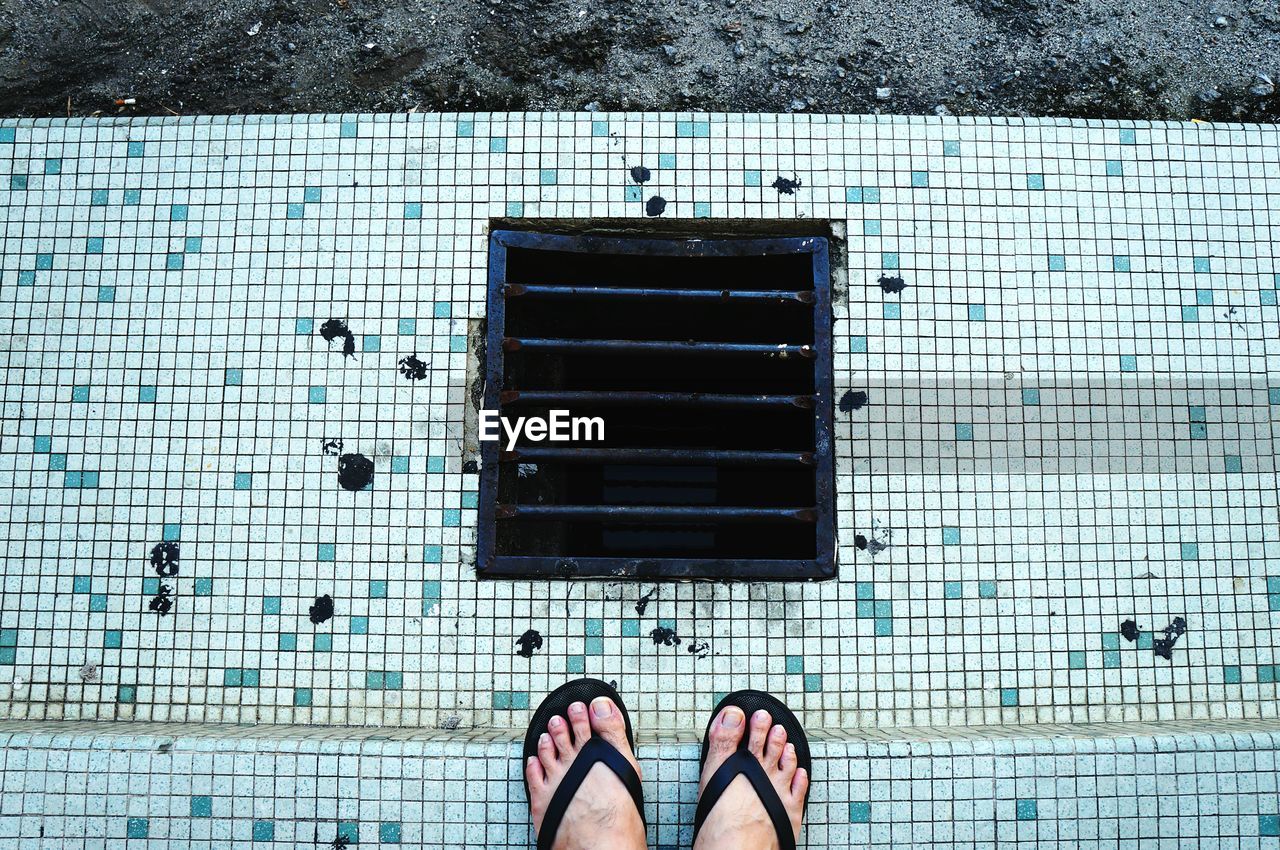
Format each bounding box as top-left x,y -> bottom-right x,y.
754,710 -> 769,723
591,697 -> 612,718
549,715 -> 562,728
569,701 -> 585,714
539,733 -> 551,746
722,709 -> 742,728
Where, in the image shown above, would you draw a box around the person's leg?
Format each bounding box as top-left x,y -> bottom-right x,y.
693,706 -> 809,850
525,697 -> 648,850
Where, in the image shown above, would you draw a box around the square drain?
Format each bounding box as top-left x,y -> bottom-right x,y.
477,229 -> 835,580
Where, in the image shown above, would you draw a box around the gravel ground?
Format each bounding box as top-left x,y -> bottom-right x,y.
0,0 -> 1277,121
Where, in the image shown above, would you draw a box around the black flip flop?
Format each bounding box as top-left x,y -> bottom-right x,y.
693,689 -> 812,850
522,678 -> 645,850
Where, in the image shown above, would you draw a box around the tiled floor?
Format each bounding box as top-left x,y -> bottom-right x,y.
5,718 -> 1280,847
1,112 -> 1279,845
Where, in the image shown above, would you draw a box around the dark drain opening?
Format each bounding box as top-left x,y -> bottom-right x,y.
478,229 -> 835,580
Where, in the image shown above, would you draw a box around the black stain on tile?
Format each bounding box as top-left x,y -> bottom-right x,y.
839,390 -> 869,412
337,453 -> 374,491
878,275 -> 907,294
515,629 -> 544,658
1153,617 -> 1187,660
771,175 -> 802,195
322,438 -> 344,456
686,638 -> 710,659
645,195 -> 667,217
397,354 -> 428,380
462,459 -> 479,474
149,541 -> 179,577
320,318 -> 356,358
1120,619 -> 1140,642
330,835 -> 351,850
629,165 -> 651,184
650,626 -> 681,647
854,530 -> 888,555
635,585 -> 658,616
148,584 -> 174,616
309,594 -> 335,624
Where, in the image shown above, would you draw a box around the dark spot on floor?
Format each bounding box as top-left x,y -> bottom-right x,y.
839,390 -> 869,412
398,354 -> 427,380
309,594 -> 335,624
629,165 -> 651,184
337,453 -> 374,491
148,584 -> 173,615
515,629 -> 543,658
686,639 -> 709,659
645,195 -> 667,217
650,626 -> 681,647
149,541 -> 179,577
855,530 -> 889,555
322,438 -> 344,456
878,275 -> 907,294
1153,616 -> 1187,660
1120,619 -> 1140,642
462,460 -> 479,474
771,175 -> 801,194
320,318 -> 356,358
636,585 -> 658,615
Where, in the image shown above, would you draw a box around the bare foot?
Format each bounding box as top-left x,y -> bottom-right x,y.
525,697 -> 647,850
693,706 -> 809,850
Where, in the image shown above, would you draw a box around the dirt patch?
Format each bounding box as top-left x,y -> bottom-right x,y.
0,0 -> 1276,120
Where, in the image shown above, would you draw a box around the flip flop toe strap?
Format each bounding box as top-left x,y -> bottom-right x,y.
693,749 -> 796,850
538,736 -> 645,850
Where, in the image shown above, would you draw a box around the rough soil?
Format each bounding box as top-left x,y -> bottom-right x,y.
0,0 -> 1277,121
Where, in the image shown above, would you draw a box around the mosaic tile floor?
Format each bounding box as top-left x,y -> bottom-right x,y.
1,112 -> 1279,845
5,718 -> 1280,847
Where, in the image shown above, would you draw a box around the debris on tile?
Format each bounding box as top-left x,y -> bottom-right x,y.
337,453 -> 374,491
771,175 -> 801,194
635,586 -> 658,615
515,629 -> 543,658
877,274 -> 907,293
397,354 -> 428,380
650,626 -> 681,647
1153,617 -> 1187,660
309,594 -> 335,625
839,390 -> 868,412
320,318 -> 356,358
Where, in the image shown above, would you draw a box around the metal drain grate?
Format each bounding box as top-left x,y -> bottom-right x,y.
477,230 -> 834,580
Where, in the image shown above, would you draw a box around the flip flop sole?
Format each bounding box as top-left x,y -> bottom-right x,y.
521,677 -> 636,800
699,688 -> 812,815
